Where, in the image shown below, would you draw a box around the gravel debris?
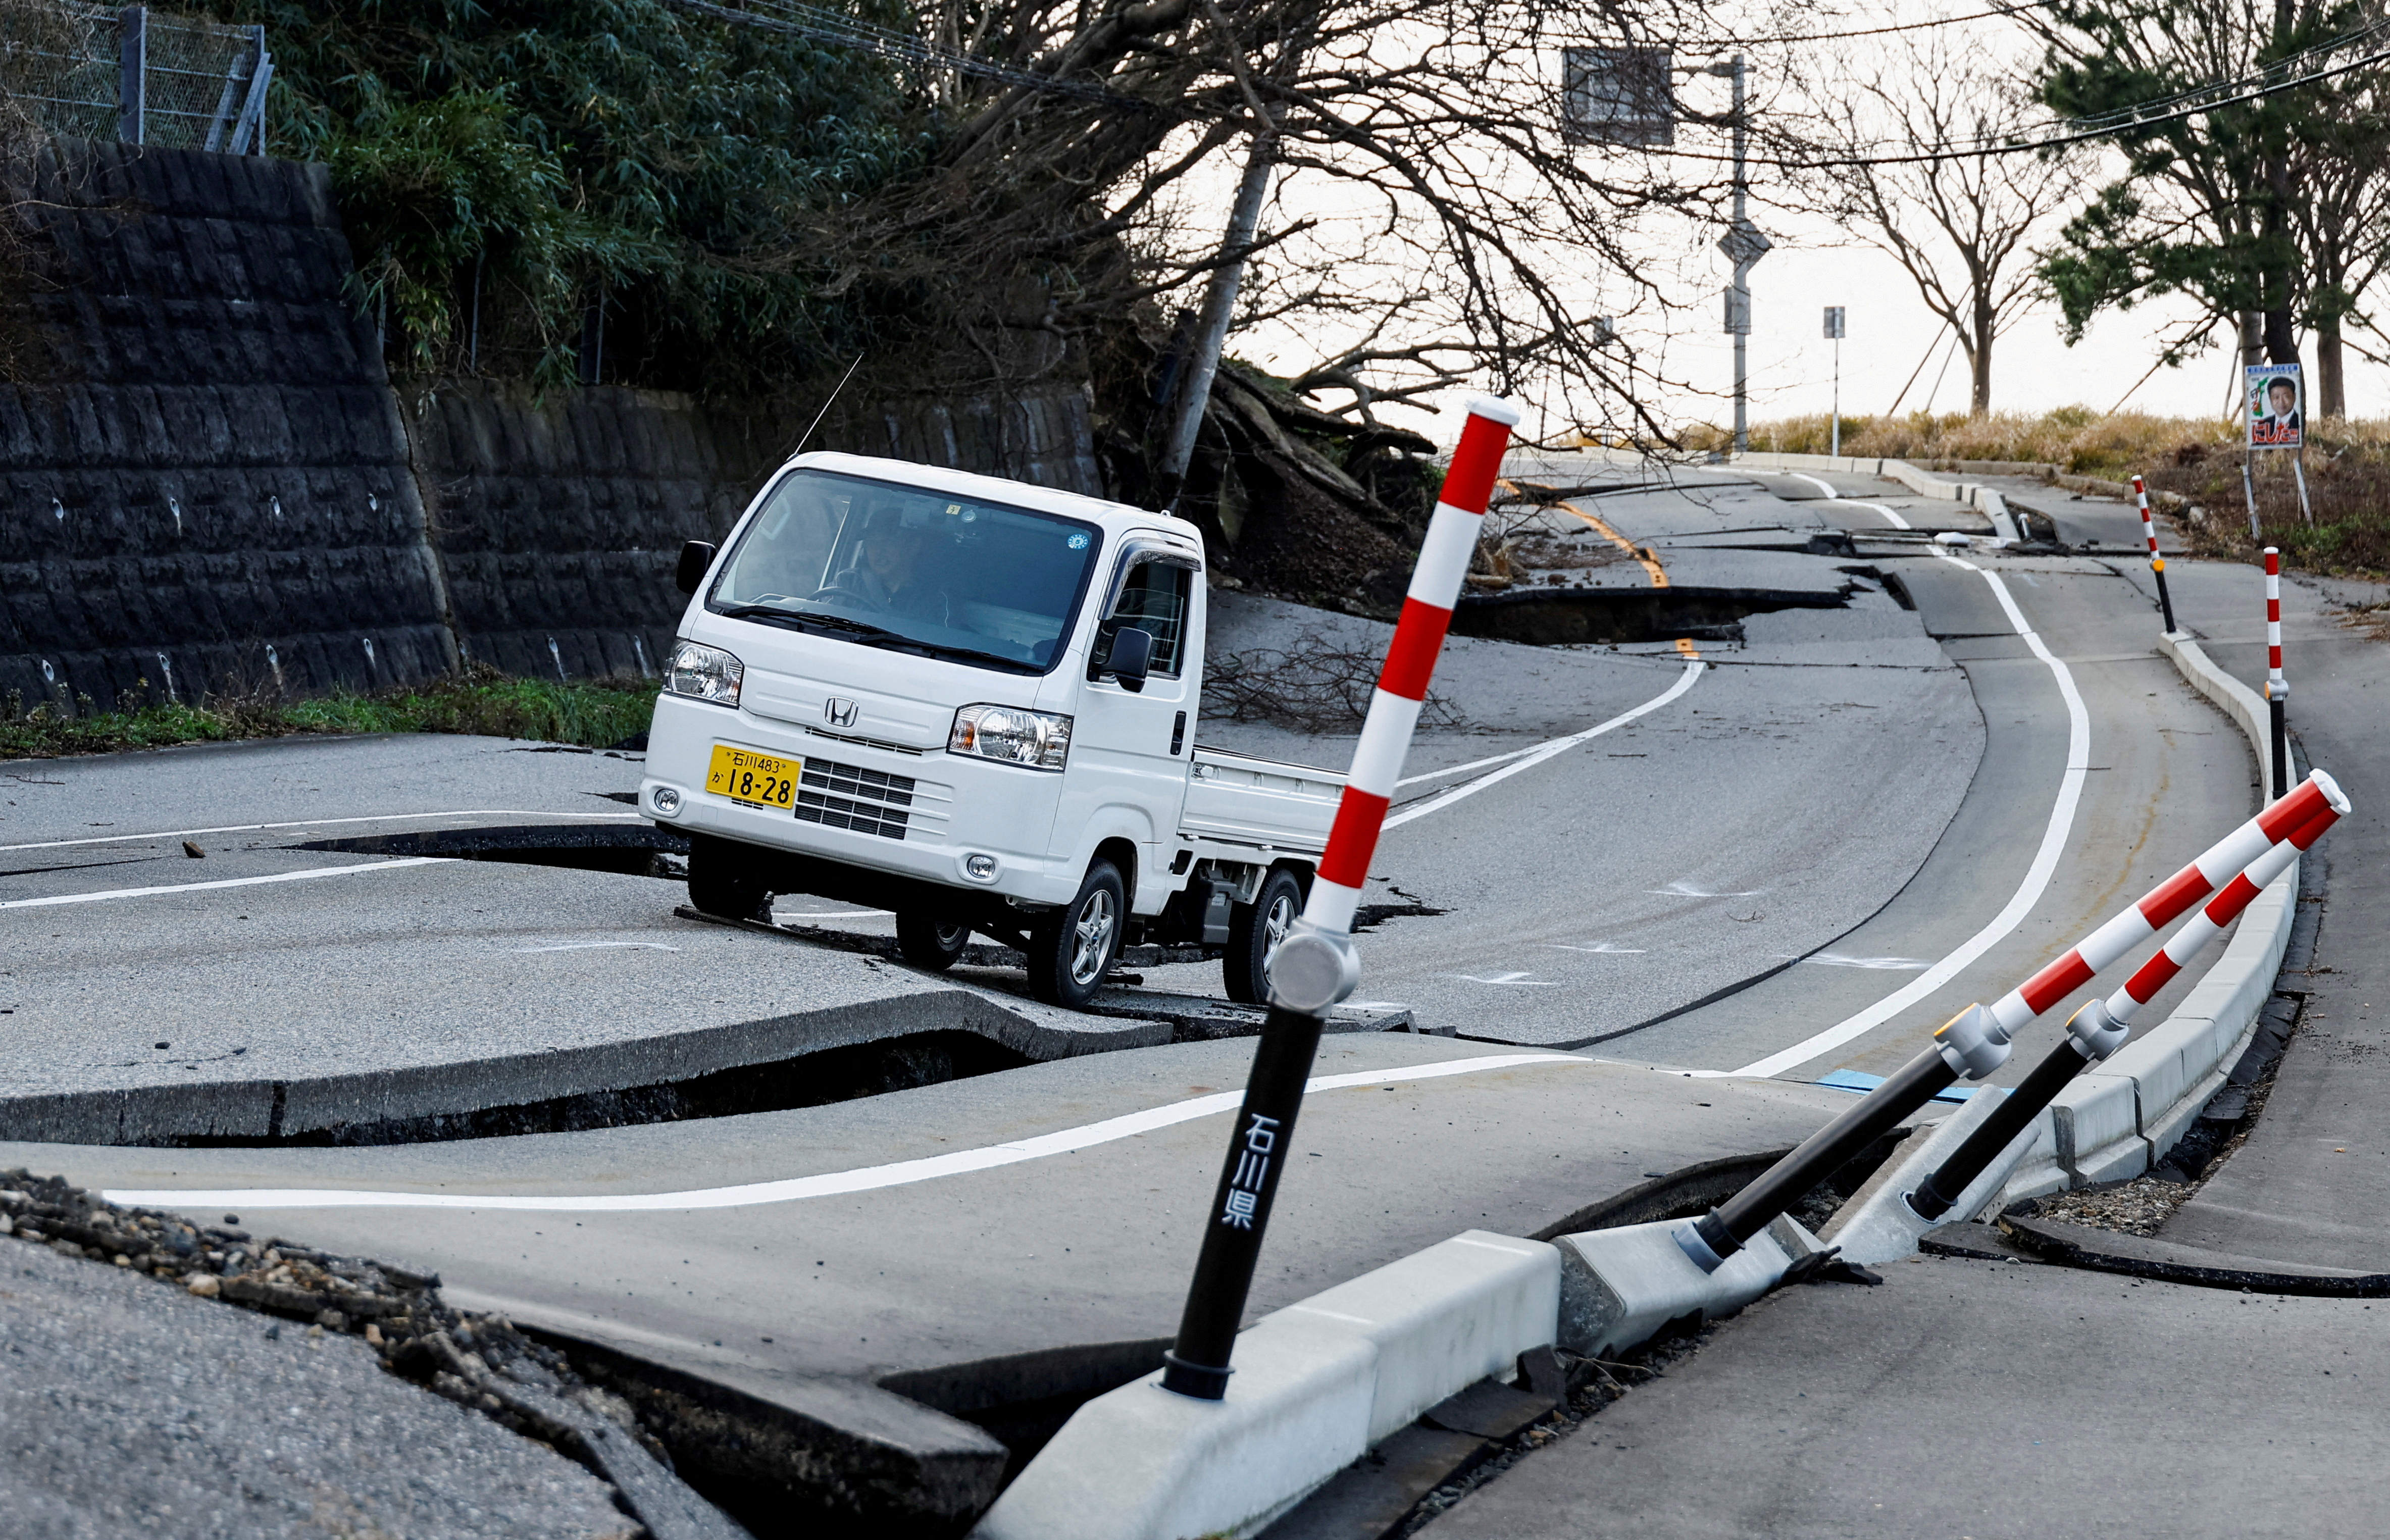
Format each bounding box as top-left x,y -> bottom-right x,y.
2031,1174 -> 2196,1237
0,1168 -> 747,1538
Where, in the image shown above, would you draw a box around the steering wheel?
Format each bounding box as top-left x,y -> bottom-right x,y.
809,586 -> 862,604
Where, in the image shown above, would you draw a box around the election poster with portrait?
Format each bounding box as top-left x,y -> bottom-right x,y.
2246,363 -> 2305,450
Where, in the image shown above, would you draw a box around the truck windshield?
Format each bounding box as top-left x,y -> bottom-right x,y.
709,468 -> 1103,673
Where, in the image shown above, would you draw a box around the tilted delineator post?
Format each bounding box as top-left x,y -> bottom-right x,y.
1906,784 -> 2346,1221
1673,770 -> 2349,1274
2133,474 -> 2177,634
1159,397 -> 1521,1400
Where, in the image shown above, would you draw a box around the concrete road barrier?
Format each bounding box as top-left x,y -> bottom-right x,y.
1554,1214 -> 1826,1360
973,1230 -> 1557,1540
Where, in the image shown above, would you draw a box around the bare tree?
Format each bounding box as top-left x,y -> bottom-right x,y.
1804,33 -> 2084,416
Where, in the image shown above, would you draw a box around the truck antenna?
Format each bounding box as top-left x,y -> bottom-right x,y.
790,355 -> 864,459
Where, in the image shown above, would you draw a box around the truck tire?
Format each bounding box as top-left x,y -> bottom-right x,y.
896,910 -> 972,971
686,835 -> 771,922
1223,866 -> 1304,1004
1026,858 -> 1126,1009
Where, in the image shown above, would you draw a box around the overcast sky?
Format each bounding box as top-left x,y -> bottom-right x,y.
1218,3 -> 2382,442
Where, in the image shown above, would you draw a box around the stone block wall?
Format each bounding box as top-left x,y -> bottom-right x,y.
0,141 -> 450,712
1,140 -> 1105,711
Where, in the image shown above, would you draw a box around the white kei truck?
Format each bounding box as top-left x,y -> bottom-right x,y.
640,450 -> 1348,1008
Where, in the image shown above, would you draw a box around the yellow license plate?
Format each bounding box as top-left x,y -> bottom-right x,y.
705,745 -> 800,811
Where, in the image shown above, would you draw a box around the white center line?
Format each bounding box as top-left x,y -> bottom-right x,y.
1384,660 -> 1704,828
0,857 -> 457,910
103,1053 -> 1593,1213
1715,550 -> 2091,1078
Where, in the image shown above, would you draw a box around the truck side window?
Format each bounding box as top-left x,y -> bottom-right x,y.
1096,560 -> 1193,680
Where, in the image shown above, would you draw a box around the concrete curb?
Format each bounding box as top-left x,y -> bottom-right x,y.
1817,1089 -> 2056,1266
1991,631 -> 2298,1204
971,1230 -> 1558,1540
1553,1214 -> 1825,1358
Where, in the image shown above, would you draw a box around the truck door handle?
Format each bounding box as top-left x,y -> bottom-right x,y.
1171,711 -> 1186,755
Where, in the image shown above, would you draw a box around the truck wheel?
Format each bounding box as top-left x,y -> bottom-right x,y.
1026,859 -> 1126,1008
896,910 -> 972,971
686,835 -> 771,922
1224,866 -> 1304,1004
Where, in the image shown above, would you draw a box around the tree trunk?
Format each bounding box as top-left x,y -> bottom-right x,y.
1970,300 -> 1994,415
2317,317 -> 2345,418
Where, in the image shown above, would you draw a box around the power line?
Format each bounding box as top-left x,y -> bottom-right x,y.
656,0 -> 1151,108
1659,18 -> 2390,168
1673,0 -> 2062,49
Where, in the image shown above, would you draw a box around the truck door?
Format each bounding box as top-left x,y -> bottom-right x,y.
1060,546 -> 1200,910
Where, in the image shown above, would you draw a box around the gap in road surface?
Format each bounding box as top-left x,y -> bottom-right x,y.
173,1030 -> 1034,1149
1450,583 -> 1856,646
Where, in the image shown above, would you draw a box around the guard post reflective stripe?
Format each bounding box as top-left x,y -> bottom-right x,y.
2266,546 -> 2289,797
1160,396 -> 1521,1401
2134,474 -> 2177,633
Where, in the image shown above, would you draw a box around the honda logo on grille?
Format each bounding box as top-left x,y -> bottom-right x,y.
824,697 -> 858,728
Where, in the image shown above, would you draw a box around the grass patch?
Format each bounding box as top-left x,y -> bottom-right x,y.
2,665 -> 658,760
1671,407 -> 2390,578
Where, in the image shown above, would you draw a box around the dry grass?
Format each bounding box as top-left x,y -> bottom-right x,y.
1668,407 -> 2390,577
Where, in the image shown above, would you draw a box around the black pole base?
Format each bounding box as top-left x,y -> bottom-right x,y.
2270,697 -> 2290,800
1160,1351 -> 1234,1401
1705,1044 -> 1960,1259
2155,568 -> 2177,634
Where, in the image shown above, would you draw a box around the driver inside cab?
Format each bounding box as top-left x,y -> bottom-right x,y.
843,509 -> 952,626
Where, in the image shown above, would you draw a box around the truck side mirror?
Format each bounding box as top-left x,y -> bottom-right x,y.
1107,627 -> 1154,693
676,540 -> 717,596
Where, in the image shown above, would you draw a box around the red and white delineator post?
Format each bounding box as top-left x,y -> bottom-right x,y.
1906,779 -> 2347,1220
2266,546 -> 2290,798
1160,396 -> 1522,1400
1676,770 -> 2350,1270
2133,474 -> 2177,633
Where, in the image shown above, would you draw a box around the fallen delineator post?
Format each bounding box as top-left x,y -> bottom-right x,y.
1902,777 -> 2345,1223
1671,770 -> 2348,1275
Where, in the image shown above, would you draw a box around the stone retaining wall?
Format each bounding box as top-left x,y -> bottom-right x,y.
2,142 -> 1102,710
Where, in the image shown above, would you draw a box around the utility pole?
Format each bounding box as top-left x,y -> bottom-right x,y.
1157,132 -> 1276,507
1711,56 -> 1767,454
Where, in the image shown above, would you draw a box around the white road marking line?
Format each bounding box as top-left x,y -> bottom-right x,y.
508,942 -> 681,954
1717,550 -> 2091,1079
1645,881 -> 1763,898
0,810 -> 643,854
0,857 -> 456,910
1795,952 -> 1931,971
1790,472 -> 1839,499
1544,942 -> 1646,954
102,1053 -> 1592,1213
773,909 -> 894,920
1848,501 -> 1913,530
1384,660 -> 1704,829
1443,971 -> 1561,987
1394,743 -> 1546,788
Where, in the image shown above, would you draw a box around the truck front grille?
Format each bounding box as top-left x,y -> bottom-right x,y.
794,758 -> 914,840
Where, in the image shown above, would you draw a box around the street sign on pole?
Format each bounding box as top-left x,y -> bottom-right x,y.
1825,307 -> 1845,456
1717,218 -> 1772,267
1561,47 -> 1674,146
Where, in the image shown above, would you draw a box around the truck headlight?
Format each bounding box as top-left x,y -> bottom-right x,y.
665,640 -> 742,707
950,704 -> 1072,771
